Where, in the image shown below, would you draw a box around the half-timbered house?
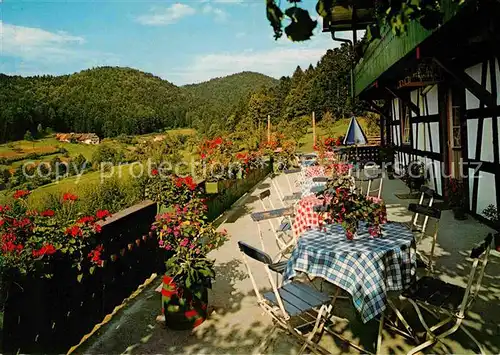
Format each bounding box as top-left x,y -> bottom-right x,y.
324,0 -> 500,218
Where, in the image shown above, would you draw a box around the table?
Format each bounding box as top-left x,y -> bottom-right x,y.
292,195 -> 329,238
283,222 -> 416,323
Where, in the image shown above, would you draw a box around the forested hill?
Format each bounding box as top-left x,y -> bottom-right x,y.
183,72 -> 278,117
0,67 -> 191,141
0,67 -> 277,142
0,44 -> 363,142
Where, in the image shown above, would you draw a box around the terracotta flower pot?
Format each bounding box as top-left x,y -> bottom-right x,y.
452,207 -> 467,220
161,275 -> 208,330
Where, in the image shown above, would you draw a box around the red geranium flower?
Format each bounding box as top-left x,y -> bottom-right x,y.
193,318 -> 205,327
77,216 -> 95,224
40,210 -> 55,217
96,210 -> 111,220
184,309 -> 198,318
151,169 -> 159,176
32,244 -> 57,257
88,245 -> 104,266
65,225 -> 83,237
63,193 -> 78,202
13,190 -> 30,199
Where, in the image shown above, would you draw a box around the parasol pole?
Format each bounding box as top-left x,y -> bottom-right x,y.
312,111 -> 316,148
267,115 -> 271,144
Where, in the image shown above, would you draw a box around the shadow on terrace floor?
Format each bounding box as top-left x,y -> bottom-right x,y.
76,259 -> 295,354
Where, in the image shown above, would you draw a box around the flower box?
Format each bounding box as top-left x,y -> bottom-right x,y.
205,181 -> 220,194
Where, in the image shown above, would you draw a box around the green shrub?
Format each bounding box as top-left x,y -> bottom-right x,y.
24,130 -> 34,141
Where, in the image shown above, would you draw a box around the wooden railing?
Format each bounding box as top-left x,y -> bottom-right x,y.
203,163 -> 272,221
1,201 -> 158,354
0,164 -> 271,354
337,146 -> 381,166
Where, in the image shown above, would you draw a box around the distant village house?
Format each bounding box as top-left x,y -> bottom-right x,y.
56,133 -> 100,145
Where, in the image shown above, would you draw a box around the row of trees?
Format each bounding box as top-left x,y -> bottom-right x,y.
217,43 -> 364,139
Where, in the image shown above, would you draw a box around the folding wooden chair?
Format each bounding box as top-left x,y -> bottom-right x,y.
396,234 -> 493,355
238,241 -> 334,355
405,186 -> 435,233
365,173 -> 383,200
407,203 -> 441,272
251,203 -> 295,265
270,169 -> 302,207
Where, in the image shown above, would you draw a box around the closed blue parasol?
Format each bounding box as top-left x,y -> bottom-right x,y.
343,116 -> 368,145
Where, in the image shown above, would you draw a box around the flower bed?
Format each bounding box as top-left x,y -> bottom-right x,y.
203,162 -> 272,221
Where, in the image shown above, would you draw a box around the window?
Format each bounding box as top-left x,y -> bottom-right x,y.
401,105 -> 411,145
451,106 -> 461,148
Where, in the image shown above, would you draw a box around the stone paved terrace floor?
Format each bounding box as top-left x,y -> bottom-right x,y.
76,174 -> 500,355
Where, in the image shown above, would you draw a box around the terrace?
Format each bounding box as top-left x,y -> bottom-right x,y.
71,172 -> 499,354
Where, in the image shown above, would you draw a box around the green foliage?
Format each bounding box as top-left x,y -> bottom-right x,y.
0,190 -> 106,279
24,130 -> 34,141
265,0 -> 465,42
153,201 -> 227,291
91,143 -> 125,166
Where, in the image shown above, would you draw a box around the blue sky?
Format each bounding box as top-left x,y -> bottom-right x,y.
1,0 -> 351,85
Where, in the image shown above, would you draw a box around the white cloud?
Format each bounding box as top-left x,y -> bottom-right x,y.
166,37 -> 337,84
202,4 -> 228,22
0,21 -> 119,76
235,32 -> 246,38
0,21 -> 86,63
136,3 -> 196,26
213,0 -> 243,3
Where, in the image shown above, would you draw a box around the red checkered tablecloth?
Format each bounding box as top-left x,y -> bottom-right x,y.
293,195 -> 331,237
304,166 -> 325,178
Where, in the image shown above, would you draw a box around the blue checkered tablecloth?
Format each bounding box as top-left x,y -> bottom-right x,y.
283,222 -> 416,323
300,179 -> 327,197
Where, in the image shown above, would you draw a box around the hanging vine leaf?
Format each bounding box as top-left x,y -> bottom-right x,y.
266,0 -> 284,40
264,0 -> 467,42
366,23 -> 381,41
284,7 -> 318,41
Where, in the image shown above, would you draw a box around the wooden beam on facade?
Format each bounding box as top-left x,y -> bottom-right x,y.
433,57 -> 497,108
367,100 -> 384,116
385,87 -> 420,116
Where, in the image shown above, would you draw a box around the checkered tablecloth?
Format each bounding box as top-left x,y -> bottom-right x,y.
292,195 -> 329,238
304,166 -> 325,178
283,222 -> 416,323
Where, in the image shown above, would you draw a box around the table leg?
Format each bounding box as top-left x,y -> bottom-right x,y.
376,312 -> 384,355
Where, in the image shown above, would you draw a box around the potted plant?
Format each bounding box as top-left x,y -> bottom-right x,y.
197,137 -> 236,194
151,200 -> 228,330
144,169 -> 199,208
260,133 -> 298,173
483,204 -> 500,230
318,176 -> 388,239
482,205 -> 500,251
448,178 -> 468,220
